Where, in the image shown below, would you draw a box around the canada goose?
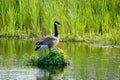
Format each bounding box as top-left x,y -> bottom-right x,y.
35,21 -> 61,51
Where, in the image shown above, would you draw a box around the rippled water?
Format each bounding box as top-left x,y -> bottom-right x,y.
0,39 -> 120,80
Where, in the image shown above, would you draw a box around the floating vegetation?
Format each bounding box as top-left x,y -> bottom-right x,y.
25,50 -> 69,67
38,50 -> 69,67
24,50 -> 69,79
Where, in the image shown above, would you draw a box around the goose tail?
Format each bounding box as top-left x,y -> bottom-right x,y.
35,46 -> 40,51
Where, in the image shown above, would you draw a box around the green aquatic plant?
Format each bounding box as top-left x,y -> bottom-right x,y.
25,50 -> 69,67
38,50 -> 69,67
24,50 -> 69,78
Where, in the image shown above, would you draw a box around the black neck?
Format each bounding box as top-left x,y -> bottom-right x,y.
54,24 -> 58,37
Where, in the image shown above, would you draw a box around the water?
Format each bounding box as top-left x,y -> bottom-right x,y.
0,39 -> 120,80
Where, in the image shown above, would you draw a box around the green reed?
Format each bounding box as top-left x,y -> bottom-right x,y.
0,0 -> 120,44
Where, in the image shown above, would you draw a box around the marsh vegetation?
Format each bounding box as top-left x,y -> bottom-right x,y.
0,0 -> 120,44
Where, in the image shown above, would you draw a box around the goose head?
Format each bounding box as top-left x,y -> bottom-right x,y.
54,21 -> 61,26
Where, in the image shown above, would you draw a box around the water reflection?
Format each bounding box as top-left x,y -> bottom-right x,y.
0,39 -> 120,80
0,67 -> 39,80
0,66 -> 66,80
37,65 -> 66,80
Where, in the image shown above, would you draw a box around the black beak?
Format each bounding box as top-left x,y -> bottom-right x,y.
59,23 -> 62,25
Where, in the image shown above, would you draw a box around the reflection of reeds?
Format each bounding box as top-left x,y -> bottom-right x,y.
0,0 -> 120,43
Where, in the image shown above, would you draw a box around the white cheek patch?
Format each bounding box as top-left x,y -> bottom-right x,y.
55,23 -> 58,25
40,45 -> 48,48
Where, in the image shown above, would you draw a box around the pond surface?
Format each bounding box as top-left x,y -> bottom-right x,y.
0,39 -> 120,80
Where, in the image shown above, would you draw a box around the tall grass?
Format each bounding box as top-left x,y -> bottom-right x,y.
0,0 -> 120,43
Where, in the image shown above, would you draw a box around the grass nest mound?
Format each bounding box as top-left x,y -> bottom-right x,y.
37,50 -> 69,67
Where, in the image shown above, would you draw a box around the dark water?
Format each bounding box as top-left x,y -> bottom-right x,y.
0,39 -> 120,80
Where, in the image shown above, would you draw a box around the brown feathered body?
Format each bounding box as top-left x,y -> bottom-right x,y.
35,36 -> 59,50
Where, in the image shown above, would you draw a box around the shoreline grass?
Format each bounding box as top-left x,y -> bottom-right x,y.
0,0 -> 120,44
